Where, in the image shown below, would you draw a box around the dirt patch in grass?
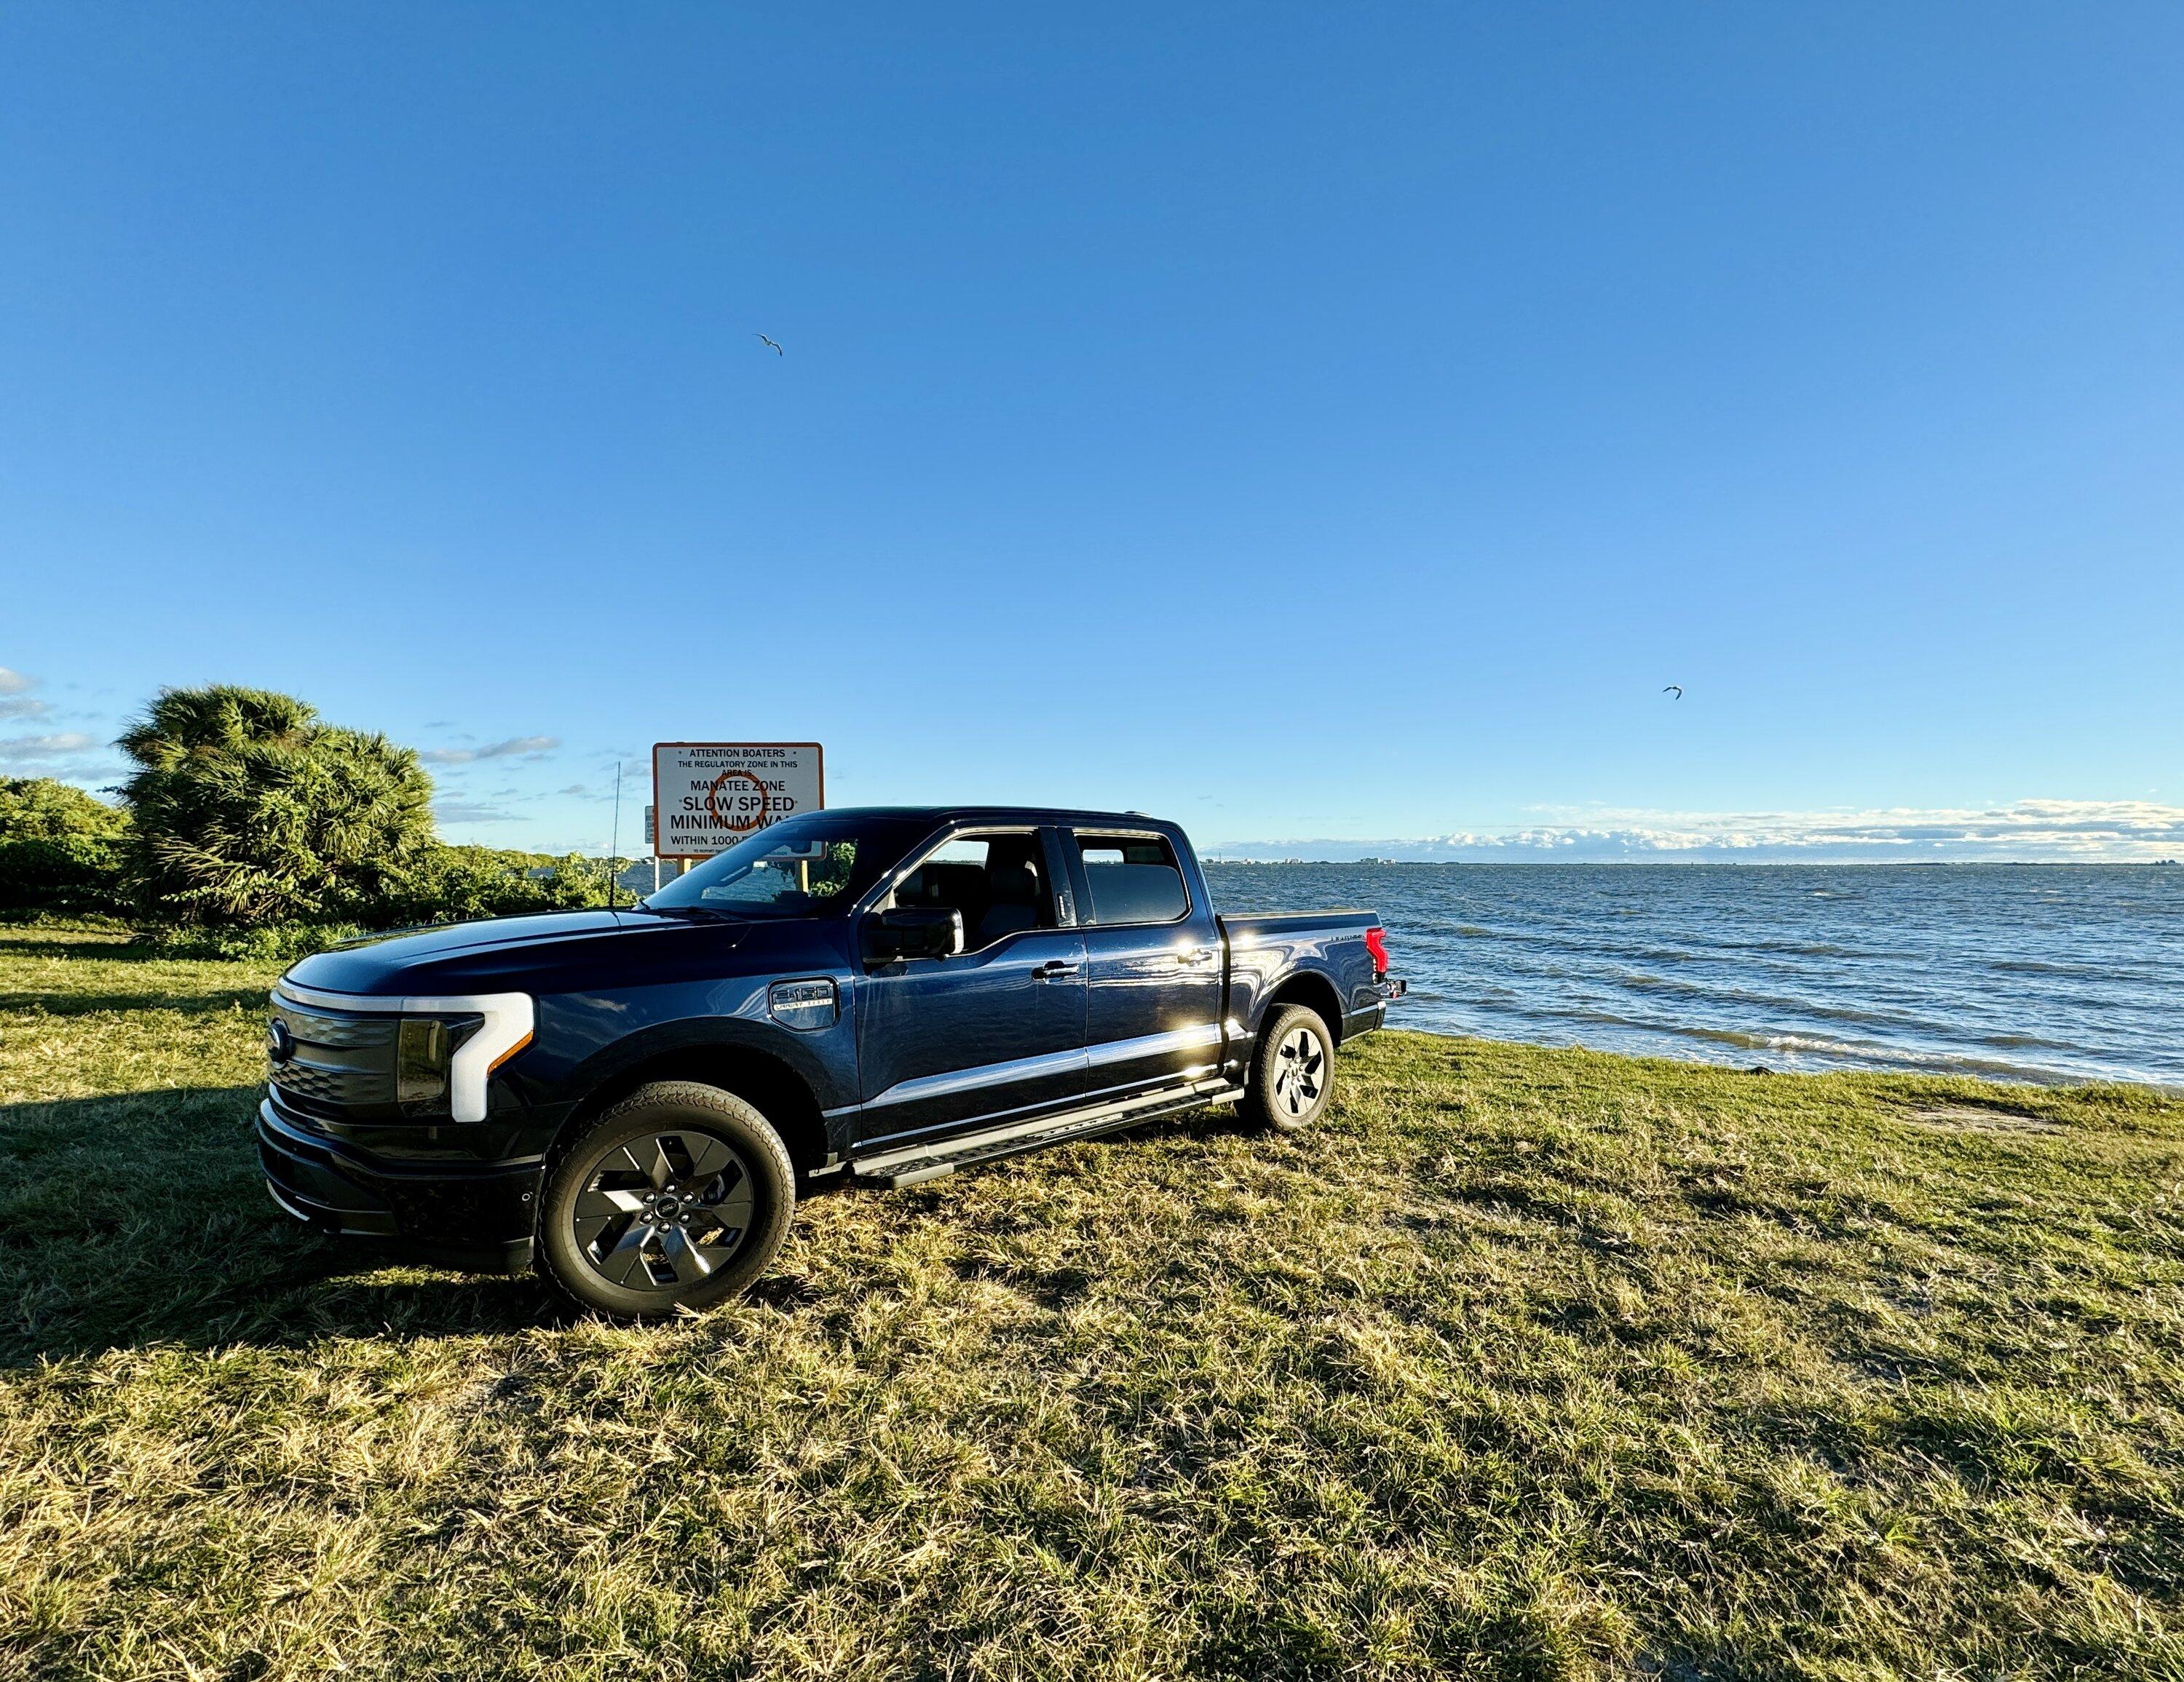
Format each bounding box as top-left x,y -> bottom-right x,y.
1902,1103 -> 2067,1135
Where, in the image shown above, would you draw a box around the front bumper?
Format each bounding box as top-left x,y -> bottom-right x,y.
256,1098 -> 542,1274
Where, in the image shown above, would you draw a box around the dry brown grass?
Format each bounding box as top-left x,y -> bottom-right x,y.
3,924 -> 2183,1679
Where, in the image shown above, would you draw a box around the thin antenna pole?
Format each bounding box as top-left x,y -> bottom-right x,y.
609,763 -> 623,910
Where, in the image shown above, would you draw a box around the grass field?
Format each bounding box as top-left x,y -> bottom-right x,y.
2,923 -> 2182,1680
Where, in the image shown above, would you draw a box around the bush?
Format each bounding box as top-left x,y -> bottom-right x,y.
0,834 -> 129,915
52,686 -> 624,939
0,777 -> 129,841
374,846 -> 616,926
118,686 -> 434,928
134,848 -> 619,954
141,921 -> 368,962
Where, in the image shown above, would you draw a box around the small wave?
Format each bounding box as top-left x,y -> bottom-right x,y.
1439,999 -> 2116,1084
1751,1035 -> 2097,1084
1720,940 -> 1873,959
1623,1023 -> 2099,1084
1611,972 -> 1959,1036
1673,1024 -> 1777,1050
1986,958 -> 2169,984
1987,959 -> 2076,975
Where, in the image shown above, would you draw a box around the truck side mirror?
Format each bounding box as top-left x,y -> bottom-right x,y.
863,906 -> 964,964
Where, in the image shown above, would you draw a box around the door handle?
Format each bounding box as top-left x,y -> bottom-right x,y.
1176,948 -> 1218,967
1032,961 -> 1081,981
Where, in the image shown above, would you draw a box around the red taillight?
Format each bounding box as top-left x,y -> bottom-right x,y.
1364,926 -> 1389,976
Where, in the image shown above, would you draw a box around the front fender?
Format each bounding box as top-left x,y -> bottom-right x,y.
504,972 -> 858,1131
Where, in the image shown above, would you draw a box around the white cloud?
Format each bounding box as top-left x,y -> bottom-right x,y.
0,731 -> 98,765
0,667 -> 51,719
1214,800 -> 2184,862
432,799 -> 513,825
419,735 -> 560,765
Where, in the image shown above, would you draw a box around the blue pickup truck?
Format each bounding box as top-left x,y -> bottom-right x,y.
258,807 -> 1404,1317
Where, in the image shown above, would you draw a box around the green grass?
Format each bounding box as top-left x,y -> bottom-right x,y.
3,923 -> 2182,1680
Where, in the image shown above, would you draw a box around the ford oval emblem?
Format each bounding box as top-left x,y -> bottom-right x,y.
267,1018 -> 296,1065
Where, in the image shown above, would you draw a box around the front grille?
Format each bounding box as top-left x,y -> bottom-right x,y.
269,993 -> 400,1120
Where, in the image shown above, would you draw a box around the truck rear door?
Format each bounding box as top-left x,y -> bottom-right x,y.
1061,825 -> 1225,1103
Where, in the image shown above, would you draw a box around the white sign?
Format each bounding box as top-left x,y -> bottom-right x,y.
651,742 -> 824,858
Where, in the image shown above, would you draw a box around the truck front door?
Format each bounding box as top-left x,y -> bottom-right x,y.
851,827 -> 1087,1148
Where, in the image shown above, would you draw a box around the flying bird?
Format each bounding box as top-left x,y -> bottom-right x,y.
756,334 -> 783,355
1663,685 -> 1683,699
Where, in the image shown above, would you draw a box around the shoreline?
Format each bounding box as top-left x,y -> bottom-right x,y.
1363,1013 -> 2184,1092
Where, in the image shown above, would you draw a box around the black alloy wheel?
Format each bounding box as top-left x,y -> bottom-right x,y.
573,1128 -> 756,1290
539,1082 -> 795,1317
1270,1022 -> 1327,1119
1243,1004 -> 1336,1134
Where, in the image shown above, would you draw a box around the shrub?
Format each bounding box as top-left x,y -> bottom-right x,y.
135,850 -> 617,953
141,921 -> 368,962
0,777 -> 129,841
375,846 -> 616,926
0,834 -> 129,915
118,686 -> 434,928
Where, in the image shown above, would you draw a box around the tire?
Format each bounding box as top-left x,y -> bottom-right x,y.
1243,1004 -> 1336,1134
537,1081 -> 796,1319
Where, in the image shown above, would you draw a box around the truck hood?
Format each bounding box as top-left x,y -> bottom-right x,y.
282,908 -> 754,998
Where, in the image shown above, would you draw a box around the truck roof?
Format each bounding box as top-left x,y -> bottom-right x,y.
803,805 -> 1179,830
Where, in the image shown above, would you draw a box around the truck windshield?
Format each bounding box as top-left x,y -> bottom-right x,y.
643,816 -> 916,919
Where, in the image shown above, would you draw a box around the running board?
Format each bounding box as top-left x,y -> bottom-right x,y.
851,1079 -> 1244,1189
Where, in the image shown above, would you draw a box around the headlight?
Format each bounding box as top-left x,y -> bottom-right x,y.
396,1014 -> 484,1116
268,985 -> 534,1124
404,992 -> 534,1122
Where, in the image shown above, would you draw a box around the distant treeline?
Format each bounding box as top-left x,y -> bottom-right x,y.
0,685 -> 614,957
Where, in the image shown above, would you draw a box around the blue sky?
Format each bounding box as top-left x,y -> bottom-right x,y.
4,5 -> 2180,859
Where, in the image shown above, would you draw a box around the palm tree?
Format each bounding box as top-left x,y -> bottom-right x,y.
118,686 -> 434,926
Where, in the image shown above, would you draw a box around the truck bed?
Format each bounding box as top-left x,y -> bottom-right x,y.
1217,909 -> 1389,1046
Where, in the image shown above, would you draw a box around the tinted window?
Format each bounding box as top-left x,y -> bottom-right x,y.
1074,832 -> 1190,925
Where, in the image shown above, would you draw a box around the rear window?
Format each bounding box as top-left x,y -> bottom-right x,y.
1073,832 -> 1190,925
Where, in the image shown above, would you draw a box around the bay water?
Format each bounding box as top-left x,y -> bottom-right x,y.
1206,863 -> 2183,1088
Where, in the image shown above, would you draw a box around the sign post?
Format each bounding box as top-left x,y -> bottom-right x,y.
651,742 -> 824,860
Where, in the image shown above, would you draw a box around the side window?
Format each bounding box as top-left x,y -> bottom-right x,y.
1072,832 -> 1190,925
887,832 -> 1053,951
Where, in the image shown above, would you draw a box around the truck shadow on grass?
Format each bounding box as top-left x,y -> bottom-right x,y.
0,1084 -> 563,1365
0,986 -> 272,1017
1,1082 -> 1262,1366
